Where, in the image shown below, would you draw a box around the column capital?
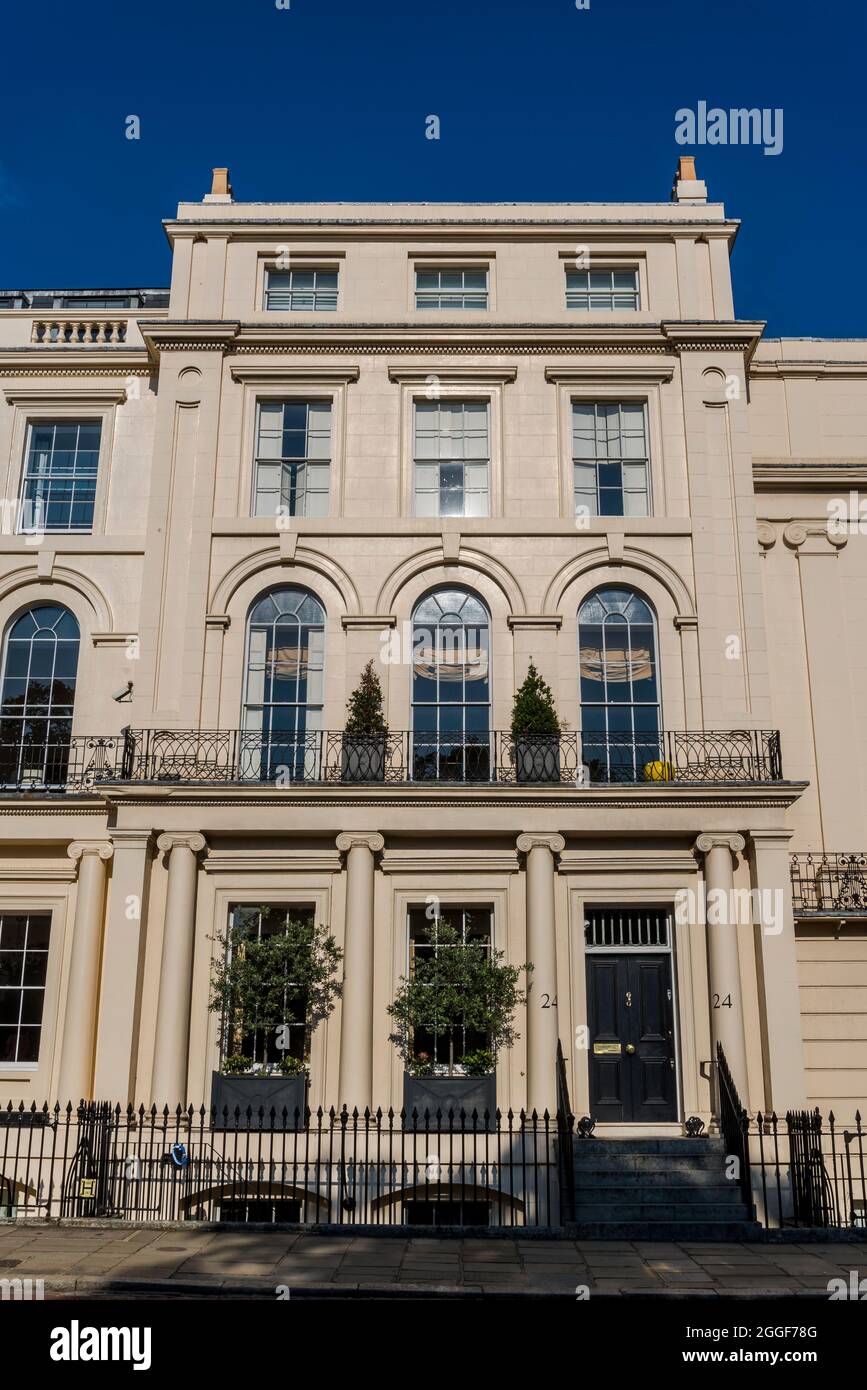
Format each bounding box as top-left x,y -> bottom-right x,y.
748,827 -> 795,849
67,841 -> 114,865
110,828 -> 156,851
517,832 -> 565,855
336,832 -> 384,855
156,832 -> 207,856
694,832 -> 745,857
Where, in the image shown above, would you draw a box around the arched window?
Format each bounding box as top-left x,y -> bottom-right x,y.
242,587 -> 325,781
578,587 -> 660,782
0,604 -> 80,788
411,588 -> 490,782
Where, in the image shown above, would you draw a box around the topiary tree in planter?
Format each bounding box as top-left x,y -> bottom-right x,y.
510,660 -> 562,783
388,920 -> 531,1122
342,659 -> 388,782
208,909 -> 342,1126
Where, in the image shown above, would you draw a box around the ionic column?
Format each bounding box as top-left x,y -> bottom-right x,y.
151,833 -> 207,1106
336,832 -> 383,1111
517,833 -> 565,1115
695,832 -> 750,1105
58,842 -> 113,1103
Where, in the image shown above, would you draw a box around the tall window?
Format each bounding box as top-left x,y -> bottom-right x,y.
265,268 -> 338,311
242,588 -> 325,781
407,906 -> 492,1072
572,402 -> 650,518
0,605 -> 80,788
253,401 -> 331,519
415,268 -> 488,310
566,268 -> 639,310
21,421 -> 101,532
0,912 -> 51,1064
578,587 -> 660,782
222,905 -> 314,1067
413,401 -> 489,517
411,589 -> 490,782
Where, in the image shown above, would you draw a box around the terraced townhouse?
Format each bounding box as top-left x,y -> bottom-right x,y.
0,158 -> 864,1232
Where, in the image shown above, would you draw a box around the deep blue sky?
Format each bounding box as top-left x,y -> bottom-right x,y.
1,0 -> 864,337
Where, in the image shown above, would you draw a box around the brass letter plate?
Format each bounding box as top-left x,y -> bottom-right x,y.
593,1041 -> 622,1055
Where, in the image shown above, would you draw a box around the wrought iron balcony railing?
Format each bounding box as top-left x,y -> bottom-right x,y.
790,853 -> 867,916
0,727 -> 783,791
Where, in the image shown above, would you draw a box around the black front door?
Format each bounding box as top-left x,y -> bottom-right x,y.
586,953 -> 677,1122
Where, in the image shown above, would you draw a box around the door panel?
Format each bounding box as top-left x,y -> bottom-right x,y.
587,953 -> 677,1122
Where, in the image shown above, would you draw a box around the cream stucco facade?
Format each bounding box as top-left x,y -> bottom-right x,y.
0,162 -> 864,1137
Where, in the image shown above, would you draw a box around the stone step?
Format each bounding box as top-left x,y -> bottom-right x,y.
571,1169 -> 734,1188
572,1155 -> 727,1177
573,1183 -> 744,1205
565,1220 -> 763,1241
572,1201 -> 748,1222
572,1137 -> 722,1156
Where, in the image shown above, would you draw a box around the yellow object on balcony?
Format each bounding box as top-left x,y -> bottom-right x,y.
644,760 -> 674,782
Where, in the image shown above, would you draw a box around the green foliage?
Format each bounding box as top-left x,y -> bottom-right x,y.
510,661 -> 561,737
344,659 -> 388,736
209,910 -> 343,1069
222,1054 -> 253,1076
387,922 -> 531,1069
460,1048 -> 495,1076
276,1054 -> 306,1077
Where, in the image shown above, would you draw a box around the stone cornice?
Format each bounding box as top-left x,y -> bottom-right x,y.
380,850 -> 520,873
750,360 -> 867,380
661,321 -> 765,359
202,851 -> 342,873
544,364 -> 674,384
753,460 -> 867,490
558,851 -> 698,874
0,352 -> 151,375
3,385 -> 130,405
229,364 -> 360,385
388,364 -> 517,384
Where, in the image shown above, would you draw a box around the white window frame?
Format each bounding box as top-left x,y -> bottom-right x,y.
264,265 -> 339,312
571,401 -> 652,519
252,399 -> 333,520
412,399 -> 491,519
415,266 -> 489,311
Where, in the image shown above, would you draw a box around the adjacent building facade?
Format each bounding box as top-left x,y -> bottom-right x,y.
0,160 -> 864,1143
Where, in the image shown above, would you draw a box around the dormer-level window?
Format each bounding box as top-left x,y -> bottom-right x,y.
415,268 -> 488,310
566,268 -> 639,311
265,268 -> 338,311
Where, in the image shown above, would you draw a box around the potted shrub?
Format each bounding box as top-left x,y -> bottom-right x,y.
208,909 -> 342,1128
511,661 -> 561,783
388,920 -> 531,1127
341,659 -> 388,782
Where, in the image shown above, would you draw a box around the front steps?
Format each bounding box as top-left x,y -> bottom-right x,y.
566,1135 -> 762,1241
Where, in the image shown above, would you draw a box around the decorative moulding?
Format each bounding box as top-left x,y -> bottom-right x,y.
544,365 -> 674,385
387,364 -> 517,384
3,386 -> 129,405
229,364 -> 359,385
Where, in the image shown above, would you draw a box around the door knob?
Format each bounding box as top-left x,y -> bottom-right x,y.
625,1044 -> 636,1055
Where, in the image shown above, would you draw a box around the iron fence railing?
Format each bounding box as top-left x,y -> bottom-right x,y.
717,1044 -> 866,1230
0,1100 -> 562,1229
790,852 -> 867,915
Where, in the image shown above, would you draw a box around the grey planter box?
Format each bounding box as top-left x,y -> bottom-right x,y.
210,1071 -> 306,1130
515,735 -> 561,784
341,733 -> 386,783
403,1073 -> 496,1129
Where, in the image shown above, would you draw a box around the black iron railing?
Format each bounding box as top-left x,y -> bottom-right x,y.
115,726 -> 782,788
0,1100 -> 562,1229
716,1043 -> 753,1213
555,1041 -> 576,1223
790,852 -> 867,915
0,727 -> 784,791
0,736 -> 125,792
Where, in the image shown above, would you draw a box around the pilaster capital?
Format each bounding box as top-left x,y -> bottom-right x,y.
783,521 -> 847,554
694,832 -> 745,858
748,828 -> 795,850
67,841 -> 114,865
156,832 -> 207,856
336,832 -> 384,855
517,833 -> 565,856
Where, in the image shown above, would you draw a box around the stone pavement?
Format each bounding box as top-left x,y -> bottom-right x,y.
1,1223 -> 866,1297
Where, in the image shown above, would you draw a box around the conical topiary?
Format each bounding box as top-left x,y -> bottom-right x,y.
344,659 -> 388,736
510,661 -> 560,738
